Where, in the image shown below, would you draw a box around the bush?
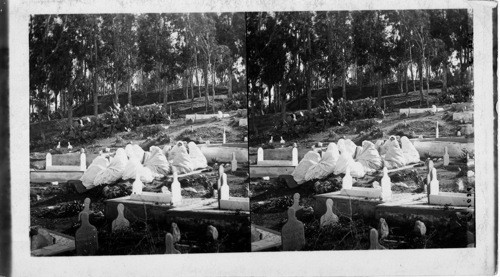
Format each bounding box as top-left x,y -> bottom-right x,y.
438,85 -> 473,104
31,103 -> 171,149
221,92 -> 247,111
250,97 -> 384,145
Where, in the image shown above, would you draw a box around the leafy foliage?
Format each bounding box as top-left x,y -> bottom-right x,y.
251,97 -> 383,144
437,85 -> 474,104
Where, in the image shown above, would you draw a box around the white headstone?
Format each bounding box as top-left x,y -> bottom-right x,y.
257,147 -> 264,163
432,105 -> 437,113
414,220 -> 427,236
231,152 -> 237,172
80,152 -> 87,171
46,153 -> 52,167
429,168 -> 439,195
68,142 -> 73,150
78,198 -> 91,222
280,136 -> 285,144
220,173 -> 229,201
171,222 -> 181,243
342,166 -> 353,190
456,178 -> 464,191
218,164 -> 225,177
218,110 -> 223,119
269,136 -> 273,144
56,142 -> 61,149
161,186 -> 170,194
381,167 -> 392,201
369,228 -> 385,250
378,218 -> 389,239
165,233 -> 180,254
320,199 -> 339,227
292,147 -> 298,166
457,130 -> 462,137
112,203 -> 130,231
443,147 -> 449,166
222,127 -> 226,144
132,174 -> 143,195
171,172 -> 182,205
435,121 -> 439,138
244,136 -> 248,142
291,193 -> 303,212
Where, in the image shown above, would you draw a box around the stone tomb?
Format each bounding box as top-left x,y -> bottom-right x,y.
427,168 -> 474,207
250,147 -> 298,177
410,137 -> 474,158
219,173 -> 250,211
45,152 -> 86,171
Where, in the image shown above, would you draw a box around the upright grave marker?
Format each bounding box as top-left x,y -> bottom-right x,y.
369,228 -> 385,250
220,173 -> 229,200
78,198 -> 91,221
165,233 -> 180,254
380,167 -> 392,201
75,212 -> 98,255
443,147 -> 450,166
171,223 -> 181,243
112,203 -> 130,231
231,152 -> 237,172
320,199 -> 338,227
171,172 -> 182,205
342,166 -> 353,190
281,207 -> 305,251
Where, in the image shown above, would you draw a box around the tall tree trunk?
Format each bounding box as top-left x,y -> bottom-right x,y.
212,64 -> 216,104
67,87 -> 73,126
204,59 -> 209,112
405,63 -> 409,95
377,75 -> 382,106
306,65 -> 312,111
184,74 -> 189,100
426,57 -> 430,106
190,70 -> 195,111
342,65 -> 347,100
418,57 -> 424,106
54,91 -> 58,113
228,70 -> 233,99
327,75 -> 333,99
281,82 -> 287,122
128,76 -> 132,106
163,83 -> 168,108
442,63 -> 448,93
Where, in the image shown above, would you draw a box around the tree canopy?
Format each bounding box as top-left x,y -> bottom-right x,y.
29,13 -> 246,123
247,10 -> 473,120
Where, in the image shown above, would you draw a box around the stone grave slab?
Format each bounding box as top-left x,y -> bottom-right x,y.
105,196 -> 249,228
31,228 -> 75,256
375,195 -> 474,225
30,170 -> 84,183
313,191 -> 384,218
251,225 -> 282,252
250,165 -> 296,178
220,197 -> 249,211
410,138 -> 474,158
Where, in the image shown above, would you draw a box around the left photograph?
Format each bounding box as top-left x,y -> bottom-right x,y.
29,13 -> 249,255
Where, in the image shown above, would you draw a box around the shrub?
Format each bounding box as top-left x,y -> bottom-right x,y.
221,92 -> 247,111
437,85 -> 473,104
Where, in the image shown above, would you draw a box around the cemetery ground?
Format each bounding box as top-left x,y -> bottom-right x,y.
30,97 -> 250,255
249,89 -> 475,251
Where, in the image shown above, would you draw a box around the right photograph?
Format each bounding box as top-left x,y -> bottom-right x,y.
247,10 -> 475,251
